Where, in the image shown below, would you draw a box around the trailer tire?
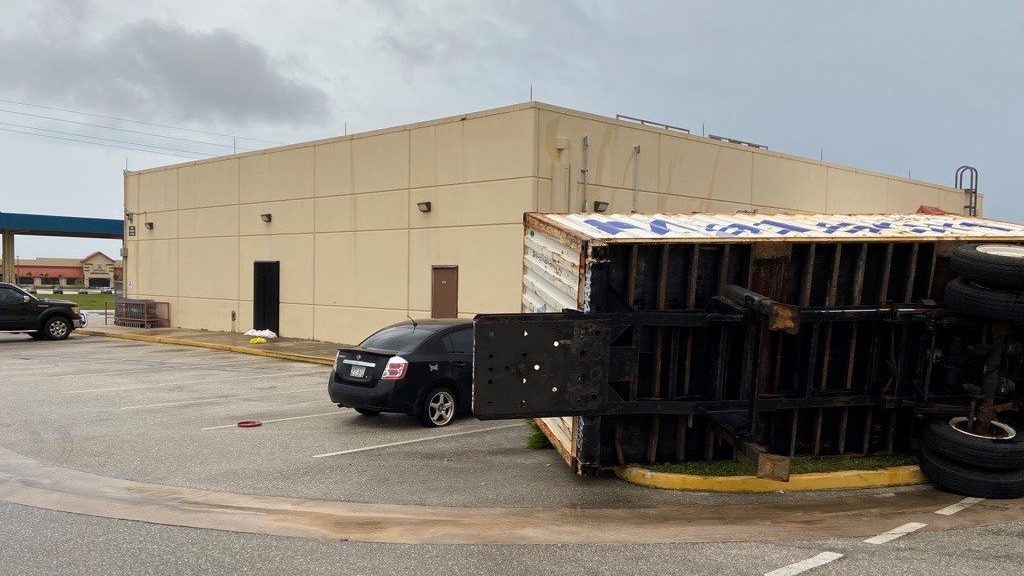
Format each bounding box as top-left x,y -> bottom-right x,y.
918,447 -> 1024,499
951,244 -> 1024,290
923,418 -> 1024,470
944,278 -> 1024,323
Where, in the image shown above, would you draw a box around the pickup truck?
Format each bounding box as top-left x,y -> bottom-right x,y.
0,282 -> 85,340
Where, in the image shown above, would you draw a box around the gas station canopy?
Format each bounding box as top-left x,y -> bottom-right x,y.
0,212 -> 124,283
0,212 -> 123,239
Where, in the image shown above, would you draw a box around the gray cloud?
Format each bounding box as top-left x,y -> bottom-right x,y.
0,18 -> 331,126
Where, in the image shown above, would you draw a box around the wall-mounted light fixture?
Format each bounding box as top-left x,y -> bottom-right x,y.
593,201 -> 609,213
260,213 -> 272,223
144,222 -> 154,230
417,201 -> 432,213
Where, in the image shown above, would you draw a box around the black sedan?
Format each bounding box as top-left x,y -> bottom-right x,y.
328,319 -> 472,427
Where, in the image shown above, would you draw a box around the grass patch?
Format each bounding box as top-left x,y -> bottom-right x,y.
646,453 -> 918,477
525,419 -> 554,450
36,293 -> 115,310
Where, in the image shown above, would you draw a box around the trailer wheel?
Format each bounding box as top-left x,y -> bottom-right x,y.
918,447 -> 1024,499
944,278 -> 1024,323
923,418 -> 1024,470
951,244 -> 1024,290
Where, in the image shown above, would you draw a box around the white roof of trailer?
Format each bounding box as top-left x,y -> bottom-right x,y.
534,213 -> 1024,243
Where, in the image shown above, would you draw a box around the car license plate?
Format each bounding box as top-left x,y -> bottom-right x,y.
350,365 -> 366,378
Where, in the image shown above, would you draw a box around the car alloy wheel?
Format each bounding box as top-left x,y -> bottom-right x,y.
427,389 -> 456,427
47,318 -> 69,340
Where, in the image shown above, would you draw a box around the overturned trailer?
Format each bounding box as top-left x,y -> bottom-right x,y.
473,212 -> 1024,497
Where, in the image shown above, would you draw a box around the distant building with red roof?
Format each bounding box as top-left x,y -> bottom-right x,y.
13,252 -> 122,287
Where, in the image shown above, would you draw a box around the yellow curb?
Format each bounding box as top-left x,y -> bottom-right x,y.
616,464 -> 925,493
76,329 -> 334,366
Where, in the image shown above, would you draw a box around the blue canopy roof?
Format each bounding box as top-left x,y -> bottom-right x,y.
0,212 -> 123,239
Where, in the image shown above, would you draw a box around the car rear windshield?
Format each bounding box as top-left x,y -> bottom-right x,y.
360,325 -> 439,352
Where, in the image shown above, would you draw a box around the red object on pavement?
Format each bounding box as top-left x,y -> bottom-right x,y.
237,420 -> 263,428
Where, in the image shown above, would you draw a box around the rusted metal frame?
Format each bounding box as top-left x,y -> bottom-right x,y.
675,416 -> 687,462
682,246 -> 700,395
647,246 -> 671,463
614,420 -> 626,466
626,245 -> 640,401
615,245 -> 641,466
838,243 -> 868,454
714,327 -> 729,400
596,395 -> 880,416
863,243 -> 893,455
819,245 -> 844,389
814,245 -> 843,456
885,244 -> 920,453
788,406 -> 800,457
717,245 -> 731,296
799,244 -> 825,456
748,320 -> 771,452
925,242 -> 938,300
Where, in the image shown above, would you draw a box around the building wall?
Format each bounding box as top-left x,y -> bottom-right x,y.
125,105 -> 537,344
125,102 -> 972,344
534,104 -> 970,216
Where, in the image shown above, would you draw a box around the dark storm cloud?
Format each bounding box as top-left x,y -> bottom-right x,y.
0,19 -> 331,125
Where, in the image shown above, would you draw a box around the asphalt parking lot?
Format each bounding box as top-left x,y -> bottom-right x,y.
1,333 -> 1023,575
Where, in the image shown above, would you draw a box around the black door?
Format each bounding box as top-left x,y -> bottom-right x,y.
253,261 -> 280,335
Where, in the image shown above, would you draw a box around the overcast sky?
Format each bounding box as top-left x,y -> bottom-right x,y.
1,0 -> 1021,258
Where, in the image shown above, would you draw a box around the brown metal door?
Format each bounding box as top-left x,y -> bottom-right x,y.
431,266 -> 458,319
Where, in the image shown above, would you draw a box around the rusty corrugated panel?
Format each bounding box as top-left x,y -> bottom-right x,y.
536,213 -> 1024,242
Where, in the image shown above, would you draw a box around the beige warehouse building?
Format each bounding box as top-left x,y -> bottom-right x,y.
123,101 -> 976,344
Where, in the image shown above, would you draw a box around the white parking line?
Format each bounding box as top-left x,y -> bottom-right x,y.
311,423 -> 523,458
202,410 -> 345,430
63,370 -> 325,394
935,497 -> 984,516
120,387 -> 325,410
5,359 -> 271,382
764,552 -> 844,576
863,522 -> 927,544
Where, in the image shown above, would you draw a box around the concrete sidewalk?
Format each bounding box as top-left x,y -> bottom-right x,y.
77,323 -> 340,365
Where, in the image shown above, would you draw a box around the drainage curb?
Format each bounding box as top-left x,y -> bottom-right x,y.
76,329 -> 334,366
616,464 -> 926,493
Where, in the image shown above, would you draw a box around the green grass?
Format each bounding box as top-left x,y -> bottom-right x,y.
647,454 -> 918,477
36,292 -> 115,310
525,419 -> 554,450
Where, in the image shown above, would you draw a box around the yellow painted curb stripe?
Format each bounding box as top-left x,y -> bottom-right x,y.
76,330 -> 334,366
616,464 -> 925,493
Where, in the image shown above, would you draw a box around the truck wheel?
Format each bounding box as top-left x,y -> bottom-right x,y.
43,316 -> 71,341
944,278 -> 1024,323
918,447 -> 1024,499
417,387 -> 457,428
951,244 -> 1024,290
923,417 -> 1024,470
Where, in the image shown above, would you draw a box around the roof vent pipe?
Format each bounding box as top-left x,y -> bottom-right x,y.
580,135 -> 590,213
632,144 -> 641,213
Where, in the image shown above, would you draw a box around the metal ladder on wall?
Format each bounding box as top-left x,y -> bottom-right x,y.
956,165 -> 979,216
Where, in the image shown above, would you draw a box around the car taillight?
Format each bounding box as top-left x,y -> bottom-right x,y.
380,356 -> 408,380
333,353 -> 342,372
